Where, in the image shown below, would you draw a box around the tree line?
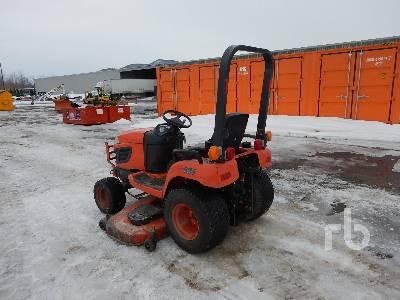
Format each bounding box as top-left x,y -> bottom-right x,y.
1,71 -> 35,95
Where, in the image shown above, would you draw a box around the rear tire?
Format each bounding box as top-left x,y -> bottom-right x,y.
164,188 -> 229,253
94,177 -> 126,214
245,170 -> 274,221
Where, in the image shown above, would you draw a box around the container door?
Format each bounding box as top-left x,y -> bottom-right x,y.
226,64 -> 237,113
319,52 -> 355,118
175,68 -> 191,115
159,70 -> 175,113
275,58 -> 302,115
352,48 -> 396,122
199,65 -> 216,115
214,64 -> 237,113
250,60 -> 264,114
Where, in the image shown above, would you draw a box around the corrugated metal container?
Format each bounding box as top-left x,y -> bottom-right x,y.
63,105 -> 131,125
54,99 -> 72,112
156,36 -> 400,124
108,105 -> 131,122
63,107 -> 109,125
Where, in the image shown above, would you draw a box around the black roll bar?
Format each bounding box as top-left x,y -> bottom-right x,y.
212,45 -> 273,149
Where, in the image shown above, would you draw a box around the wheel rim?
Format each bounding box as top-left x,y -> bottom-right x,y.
95,186 -> 110,210
172,203 -> 199,240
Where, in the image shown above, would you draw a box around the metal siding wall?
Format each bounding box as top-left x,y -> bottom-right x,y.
34,70 -> 120,93
157,41 -> 400,124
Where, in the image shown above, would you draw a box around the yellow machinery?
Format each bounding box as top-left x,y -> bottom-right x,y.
0,90 -> 14,111
84,88 -> 118,106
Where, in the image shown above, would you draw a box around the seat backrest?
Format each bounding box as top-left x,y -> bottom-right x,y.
223,113 -> 249,149
207,113 -> 249,150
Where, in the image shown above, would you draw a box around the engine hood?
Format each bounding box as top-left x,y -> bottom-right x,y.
118,128 -> 153,144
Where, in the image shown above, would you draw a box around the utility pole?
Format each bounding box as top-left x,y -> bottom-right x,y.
0,62 -> 5,90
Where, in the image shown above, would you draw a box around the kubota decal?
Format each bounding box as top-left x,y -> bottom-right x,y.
183,167 -> 196,175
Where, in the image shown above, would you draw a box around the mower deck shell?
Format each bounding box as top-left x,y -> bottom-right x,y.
105,196 -> 167,246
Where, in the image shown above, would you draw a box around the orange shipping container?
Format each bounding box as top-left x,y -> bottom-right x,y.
157,36 -> 400,124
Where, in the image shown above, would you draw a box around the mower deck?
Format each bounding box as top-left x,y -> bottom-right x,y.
104,196 -> 167,247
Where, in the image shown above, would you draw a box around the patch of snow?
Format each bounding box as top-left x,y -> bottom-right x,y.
113,118 -> 132,125
393,159 -> 400,173
67,93 -> 85,99
128,114 -> 400,150
298,202 -> 319,212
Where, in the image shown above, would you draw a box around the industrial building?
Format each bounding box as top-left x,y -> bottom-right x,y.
34,69 -> 120,94
156,36 -> 400,124
34,59 -> 177,95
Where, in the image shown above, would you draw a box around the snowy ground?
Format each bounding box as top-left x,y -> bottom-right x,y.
0,104 -> 399,299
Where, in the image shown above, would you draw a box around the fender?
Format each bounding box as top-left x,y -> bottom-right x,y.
236,148 -> 272,169
162,159 -> 240,198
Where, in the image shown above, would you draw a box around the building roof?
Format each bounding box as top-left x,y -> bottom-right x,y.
164,35 -> 400,67
34,68 -> 119,80
120,59 -> 178,72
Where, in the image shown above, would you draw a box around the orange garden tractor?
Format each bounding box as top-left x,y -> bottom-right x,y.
94,45 -> 274,253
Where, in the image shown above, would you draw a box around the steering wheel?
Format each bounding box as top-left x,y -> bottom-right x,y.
162,110 -> 192,128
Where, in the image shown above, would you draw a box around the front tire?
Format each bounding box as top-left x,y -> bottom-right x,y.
164,189 -> 229,253
94,177 -> 126,214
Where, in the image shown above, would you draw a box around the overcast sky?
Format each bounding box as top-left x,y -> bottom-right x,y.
1,0 -> 399,78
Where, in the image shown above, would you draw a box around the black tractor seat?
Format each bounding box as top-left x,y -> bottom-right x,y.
170,113 -> 249,165
206,113 -> 249,151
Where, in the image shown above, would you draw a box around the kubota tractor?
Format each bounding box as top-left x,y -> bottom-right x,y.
94,45 -> 274,253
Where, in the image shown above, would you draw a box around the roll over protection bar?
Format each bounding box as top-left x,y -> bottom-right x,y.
212,45 -> 273,149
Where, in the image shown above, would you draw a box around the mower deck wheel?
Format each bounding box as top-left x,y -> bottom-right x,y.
164,188 -> 229,254
144,238 -> 157,252
94,177 -> 126,214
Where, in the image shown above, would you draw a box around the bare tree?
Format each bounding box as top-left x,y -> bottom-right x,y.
3,71 -> 34,90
